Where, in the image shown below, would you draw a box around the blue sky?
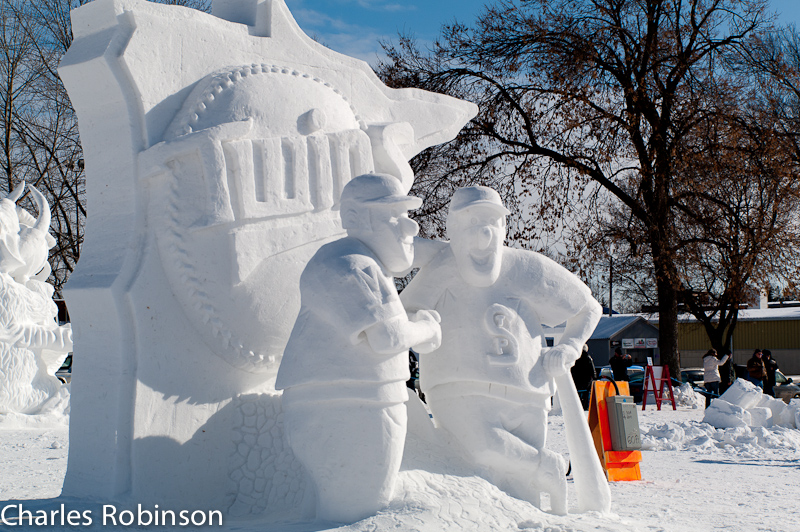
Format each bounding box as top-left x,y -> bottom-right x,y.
284,0 -> 800,64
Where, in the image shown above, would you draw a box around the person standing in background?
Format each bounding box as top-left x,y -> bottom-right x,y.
762,350 -> 779,397
571,345 -> 597,410
609,347 -> 632,381
702,349 -> 729,407
745,349 -> 767,389
719,349 -> 734,394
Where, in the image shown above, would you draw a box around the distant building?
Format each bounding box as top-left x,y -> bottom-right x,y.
675,307 -> 800,374
585,315 -> 660,367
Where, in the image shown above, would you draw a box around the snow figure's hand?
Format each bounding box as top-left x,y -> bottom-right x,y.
410,309 -> 440,325
58,325 -> 73,351
409,309 -> 441,354
15,325 -> 36,347
543,344 -> 579,378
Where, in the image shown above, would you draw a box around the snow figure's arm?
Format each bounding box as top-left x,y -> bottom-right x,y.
400,245 -> 449,314
512,250 -> 602,378
410,237 -> 448,270
14,322 -> 72,351
363,310 -> 441,355
543,298 -> 602,378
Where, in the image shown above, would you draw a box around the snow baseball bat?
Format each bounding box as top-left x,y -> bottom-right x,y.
554,372 -> 612,513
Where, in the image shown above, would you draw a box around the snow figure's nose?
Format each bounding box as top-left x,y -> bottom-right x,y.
475,226 -> 493,250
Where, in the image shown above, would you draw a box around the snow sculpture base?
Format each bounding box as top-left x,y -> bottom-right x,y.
59,0 -> 475,513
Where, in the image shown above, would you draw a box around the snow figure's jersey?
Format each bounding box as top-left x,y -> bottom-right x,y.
276,236 -> 409,403
401,239 -> 602,515
401,245 -> 594,404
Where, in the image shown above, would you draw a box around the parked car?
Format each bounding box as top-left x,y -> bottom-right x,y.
597,365 -> 645,402
680,368 -> 705,387
56,354 -> 72,384
728,364 -> 799,403
773,369 -> 800,404
597,365 -> 644,381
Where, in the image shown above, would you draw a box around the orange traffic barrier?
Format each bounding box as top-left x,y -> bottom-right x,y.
588,380 -> 642,481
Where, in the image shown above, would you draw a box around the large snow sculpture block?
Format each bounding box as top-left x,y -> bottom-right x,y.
702,399 -> 752,429
719,378 -> 764,410
704,379 -> 788,430
59,0 -> 475,510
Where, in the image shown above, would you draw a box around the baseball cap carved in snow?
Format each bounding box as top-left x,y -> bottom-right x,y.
449,186 -> 511,216
338,173 -> 422,210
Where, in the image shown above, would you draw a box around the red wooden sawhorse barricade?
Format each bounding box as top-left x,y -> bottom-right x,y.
642,365 -> 676,410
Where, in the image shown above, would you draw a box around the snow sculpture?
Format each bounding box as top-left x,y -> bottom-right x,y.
0,184 -> 72,415
401,186 -> 611,514
58,0 -> 475,511
276,173 -> 442,523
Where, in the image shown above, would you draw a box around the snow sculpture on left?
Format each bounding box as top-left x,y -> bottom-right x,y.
0,183 -> 72,414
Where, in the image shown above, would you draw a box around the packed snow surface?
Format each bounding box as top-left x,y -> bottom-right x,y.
2,390 -> 799,532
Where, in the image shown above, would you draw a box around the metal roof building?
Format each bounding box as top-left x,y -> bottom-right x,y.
586,315 -> 660,367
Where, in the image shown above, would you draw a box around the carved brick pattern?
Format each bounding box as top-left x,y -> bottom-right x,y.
226,394 -> 306,517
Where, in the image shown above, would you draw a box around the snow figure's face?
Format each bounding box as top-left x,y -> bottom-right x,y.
366,204 -> 419,275
448,206 -> 505,287
12,226 -> 48,283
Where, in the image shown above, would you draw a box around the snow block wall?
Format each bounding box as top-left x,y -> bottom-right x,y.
58,0 -> 476,511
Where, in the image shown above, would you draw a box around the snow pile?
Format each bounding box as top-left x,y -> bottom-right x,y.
671,382 -> 705,409
643,383 -> 703,409
0,385 -> 69,429
641,419 -> 800,455
639,379 -> 800,456
703,379 -> 800,430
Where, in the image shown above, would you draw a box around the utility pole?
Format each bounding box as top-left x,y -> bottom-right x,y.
608,243 -> 615,316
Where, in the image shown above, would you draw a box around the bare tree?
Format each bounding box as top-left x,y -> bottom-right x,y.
0,0 -> 85,295
0,0 -> 210,295
376,0 -> 800,378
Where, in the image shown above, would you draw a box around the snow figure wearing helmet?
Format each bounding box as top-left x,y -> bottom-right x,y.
276,173 -> 442,523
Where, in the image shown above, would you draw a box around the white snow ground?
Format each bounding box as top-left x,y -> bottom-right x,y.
1,388 -> 799,532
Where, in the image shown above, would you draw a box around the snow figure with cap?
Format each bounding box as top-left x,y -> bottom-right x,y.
276,173 -> 442,523
0,183 -> 72,415
401,186 -> 610,515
